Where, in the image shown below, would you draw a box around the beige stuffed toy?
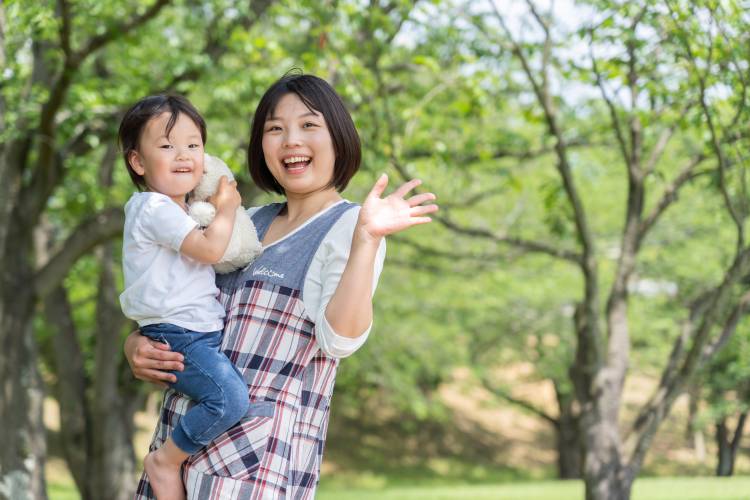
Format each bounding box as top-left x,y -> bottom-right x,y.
188,154 -> 262,274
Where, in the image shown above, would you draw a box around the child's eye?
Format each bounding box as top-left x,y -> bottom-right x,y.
160,144 -> 173,149
189,144 -> 201,148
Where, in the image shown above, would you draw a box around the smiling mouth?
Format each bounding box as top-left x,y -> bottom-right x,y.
283,156 -> 311,173
173,168 -> 192,173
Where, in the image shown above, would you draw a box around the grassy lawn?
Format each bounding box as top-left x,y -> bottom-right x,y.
48,475 -> 750,499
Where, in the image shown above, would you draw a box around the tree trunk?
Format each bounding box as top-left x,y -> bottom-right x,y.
579,403 -> 632,500
45,285 -> 90,494
87,244 -> 141,500
555,384 -> 582,479
716,413 -> 747,477
687,384 -> 706,462
43,242 -> 142,500
0,229 -> 46,500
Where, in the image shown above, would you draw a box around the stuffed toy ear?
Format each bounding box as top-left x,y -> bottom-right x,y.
193,154 -> 235,201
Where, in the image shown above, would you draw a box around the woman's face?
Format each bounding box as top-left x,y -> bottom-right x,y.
261,93 -> 336,198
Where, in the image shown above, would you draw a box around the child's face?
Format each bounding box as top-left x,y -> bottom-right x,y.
261,93 -> 336,198
129,112 -> 204,206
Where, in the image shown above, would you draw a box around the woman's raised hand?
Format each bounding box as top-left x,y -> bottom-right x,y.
357,174 -> 438,242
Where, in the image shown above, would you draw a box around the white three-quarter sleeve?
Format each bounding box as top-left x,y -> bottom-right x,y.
302,206 -> 386,359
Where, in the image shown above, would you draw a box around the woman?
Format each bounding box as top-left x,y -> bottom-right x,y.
125,73 -> 438,499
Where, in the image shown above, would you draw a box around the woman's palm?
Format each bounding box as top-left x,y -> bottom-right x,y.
359,174 -> 438,239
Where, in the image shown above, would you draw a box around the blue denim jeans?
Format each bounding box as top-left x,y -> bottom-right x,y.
141,323 -> 249,454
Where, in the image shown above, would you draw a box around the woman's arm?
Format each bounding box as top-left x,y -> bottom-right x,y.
324,175 -> 437,338
308,211 -> 385,358
124,331 -> 185,386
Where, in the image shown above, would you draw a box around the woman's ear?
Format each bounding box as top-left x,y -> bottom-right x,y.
129,150 -> 145,176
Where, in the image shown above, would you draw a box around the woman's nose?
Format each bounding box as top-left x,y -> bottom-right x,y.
283,129 -> 302,148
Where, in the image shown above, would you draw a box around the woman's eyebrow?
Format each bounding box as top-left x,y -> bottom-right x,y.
266,111 -> 320,121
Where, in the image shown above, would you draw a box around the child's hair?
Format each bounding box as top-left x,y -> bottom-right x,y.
118,94 -> 207,190
247,72 -> 361,195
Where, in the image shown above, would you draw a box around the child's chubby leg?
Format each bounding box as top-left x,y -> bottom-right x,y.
144,438 -> 189,500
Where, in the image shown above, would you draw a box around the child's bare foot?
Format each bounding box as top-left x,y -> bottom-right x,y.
144,448 -> 186,500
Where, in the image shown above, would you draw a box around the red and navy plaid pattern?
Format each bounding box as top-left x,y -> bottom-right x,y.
135,279 -> 338,499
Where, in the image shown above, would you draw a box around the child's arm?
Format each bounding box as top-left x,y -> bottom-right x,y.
180,176 -> 241,264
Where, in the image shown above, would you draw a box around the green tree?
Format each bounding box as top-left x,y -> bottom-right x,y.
450,1 -> 750,498
0,1 -> 276,497
696,319 -> 750,476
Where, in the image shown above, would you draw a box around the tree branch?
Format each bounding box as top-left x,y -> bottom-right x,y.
57,0 -> 72,58
643,104 -> 693,176
624,245 -> 750,473
490,3 -> 596,266
588,40 -> 630,167
34,207 -> 125,298
25,0 -> 172,227
75,0 -> 172,64
700,289 -> 750,362
21,119 -> 108,227
389,234 -> 505,263
434,212 -> 582,264
163,0 -> 274,90
666,0 -> 746,248
489,3 -> 603,390
479,374 -> 558,426
637,155 -> 707,244
0,2 -> 6,126
403,137 -> 597,164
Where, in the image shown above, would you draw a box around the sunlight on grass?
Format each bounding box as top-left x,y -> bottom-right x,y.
317,477 -> 750,500
49,469 -> 750,500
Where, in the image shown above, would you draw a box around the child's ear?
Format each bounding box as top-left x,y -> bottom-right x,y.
129,150 -> 145,176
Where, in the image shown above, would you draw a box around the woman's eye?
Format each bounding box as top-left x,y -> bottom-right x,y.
303,122 -> 317,128
265,125 -> 281,132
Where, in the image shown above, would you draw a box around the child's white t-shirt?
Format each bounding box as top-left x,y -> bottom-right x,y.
119,192 -> 225,332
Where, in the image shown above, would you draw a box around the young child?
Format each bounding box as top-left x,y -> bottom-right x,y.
118,94 -> 250,500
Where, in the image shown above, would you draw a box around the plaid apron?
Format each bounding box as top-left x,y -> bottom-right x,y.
135,201 -> 356,500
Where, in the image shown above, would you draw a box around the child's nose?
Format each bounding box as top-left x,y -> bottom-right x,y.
175,145 -> 191,159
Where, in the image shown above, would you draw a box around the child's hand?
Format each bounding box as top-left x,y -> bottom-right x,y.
210,176 -> 242,213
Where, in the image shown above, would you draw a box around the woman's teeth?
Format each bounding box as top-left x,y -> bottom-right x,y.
283,156 -> 311,171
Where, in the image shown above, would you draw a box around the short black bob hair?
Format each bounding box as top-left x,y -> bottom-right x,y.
247,73 -> 361,195
118,94 -> 207,190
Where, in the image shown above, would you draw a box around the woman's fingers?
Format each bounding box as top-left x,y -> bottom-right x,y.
410,204 -> 439,217
136,369 -> 176,385
392,178 -> 422,199
136,340 -> 184,371
406,192 -> 437,207
138,352 -> 184,371
409,217 -> 433,225
367,173 -> 389,199
148,338 -> 171,350
145,339 -> 183,360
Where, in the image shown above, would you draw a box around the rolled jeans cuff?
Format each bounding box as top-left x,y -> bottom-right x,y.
172,420 -> 202,454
